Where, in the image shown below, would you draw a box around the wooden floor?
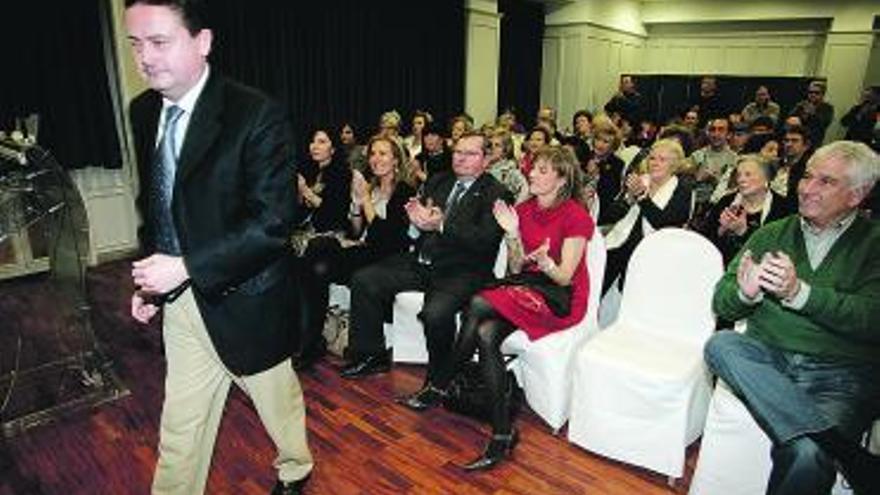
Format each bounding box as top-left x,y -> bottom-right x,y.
0,261 -> 696,494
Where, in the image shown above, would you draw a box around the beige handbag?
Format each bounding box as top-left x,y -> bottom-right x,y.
322,306 -> 349,357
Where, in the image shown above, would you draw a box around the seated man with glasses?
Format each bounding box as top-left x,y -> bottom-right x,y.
340,132 -> 512,406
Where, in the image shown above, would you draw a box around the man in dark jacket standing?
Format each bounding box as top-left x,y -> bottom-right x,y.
125,1 -> 312,493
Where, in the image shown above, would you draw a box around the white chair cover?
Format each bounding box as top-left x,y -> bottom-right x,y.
690,380 -> 879,495
688,380 -> 773,495
500,230 -> 606,432
387,241 -> 508,363
567,228 -> 723,478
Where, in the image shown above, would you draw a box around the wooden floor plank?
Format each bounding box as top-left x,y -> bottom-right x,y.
0,261 -> 695,494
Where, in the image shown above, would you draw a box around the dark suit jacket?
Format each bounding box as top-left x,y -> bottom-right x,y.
417,171 -> 511,278
129,72 -> 296,375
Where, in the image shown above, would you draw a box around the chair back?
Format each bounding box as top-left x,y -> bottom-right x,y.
616,228 -> 722,346
583,229 -> 606,339
493,239 -> 508,278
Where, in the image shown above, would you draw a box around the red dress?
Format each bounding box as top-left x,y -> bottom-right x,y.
481,198 -> 595,341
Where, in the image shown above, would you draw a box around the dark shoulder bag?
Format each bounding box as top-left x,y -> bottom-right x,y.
443,356 -> 521,423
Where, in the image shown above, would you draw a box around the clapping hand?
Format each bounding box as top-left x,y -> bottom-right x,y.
351,169 -> 369,205
718,204 -> 747,236
525,238 -> 553,272
736,250 -> 762,300
736,250 -> 801,302
625,173 -> 648,198
492,199 -> 519,235
406,197 -> 443,231
757,251 -> 800,301
297,174 -> 308,195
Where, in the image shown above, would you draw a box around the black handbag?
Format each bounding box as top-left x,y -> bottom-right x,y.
443,357 -> 521,423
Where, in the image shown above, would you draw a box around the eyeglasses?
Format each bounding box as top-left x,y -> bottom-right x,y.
453,149 -> 483,158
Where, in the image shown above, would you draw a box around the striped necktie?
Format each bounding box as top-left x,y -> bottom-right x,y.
151,105 -> 184,255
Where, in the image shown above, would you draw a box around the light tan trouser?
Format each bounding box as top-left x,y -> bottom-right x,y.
151,288 -> 313,495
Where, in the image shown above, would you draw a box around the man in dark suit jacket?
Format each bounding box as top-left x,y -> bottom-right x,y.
340,132 -> 512,408
124,2 -> 311,494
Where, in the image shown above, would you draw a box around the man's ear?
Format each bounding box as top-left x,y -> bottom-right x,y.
197,29 -> 213,57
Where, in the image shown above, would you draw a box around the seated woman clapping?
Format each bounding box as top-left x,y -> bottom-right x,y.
414,146 -> 594,471
699,154 -> 791,265
601,138 -> 693,295
294,127 -> 353,239
292,135 -> 414,370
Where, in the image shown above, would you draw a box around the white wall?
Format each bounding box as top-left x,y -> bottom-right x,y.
542,0 -> 646,132
541,25 -> 645,131
465,0 -> 501,127
542,0 -> 880,141
641,23 -> 825,77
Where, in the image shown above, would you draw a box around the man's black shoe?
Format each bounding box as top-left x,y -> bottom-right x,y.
292,344 -> 326,372
339,353 -> 391,379
270,474 -> 309,495
397,384 -> 447,411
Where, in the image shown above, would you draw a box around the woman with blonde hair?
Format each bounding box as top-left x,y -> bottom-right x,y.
292,135 -> 415,370
413,146 -> 594,470
585,121 -> 625,225
602,138 -> 693,294
488,128 -> 530,203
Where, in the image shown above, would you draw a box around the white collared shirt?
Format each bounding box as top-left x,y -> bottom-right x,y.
155,65 -> 211,158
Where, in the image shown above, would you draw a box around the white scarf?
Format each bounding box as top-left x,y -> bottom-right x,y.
606,175 -> 679,250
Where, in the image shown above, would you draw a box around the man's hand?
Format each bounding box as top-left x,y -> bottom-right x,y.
131,292 -> 159,324
132,254 -> 189,295
736,250 -> 762,300
406,198 -> 444,231
758,251 -> 801,301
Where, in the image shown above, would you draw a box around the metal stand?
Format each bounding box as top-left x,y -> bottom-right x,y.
0,142 -> 129,438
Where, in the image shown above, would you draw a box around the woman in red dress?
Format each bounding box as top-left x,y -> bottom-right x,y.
445,146 -> 594,470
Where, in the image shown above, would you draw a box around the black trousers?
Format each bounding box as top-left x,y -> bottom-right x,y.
348,252 -> 490,385
292,236 -> 384,356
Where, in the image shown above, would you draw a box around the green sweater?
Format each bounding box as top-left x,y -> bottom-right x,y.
713,215 -> 880,364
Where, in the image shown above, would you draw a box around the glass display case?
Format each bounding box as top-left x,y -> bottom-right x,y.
0,140 -> 128,437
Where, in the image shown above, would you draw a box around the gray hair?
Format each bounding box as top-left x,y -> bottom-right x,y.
807,140 -> 880,193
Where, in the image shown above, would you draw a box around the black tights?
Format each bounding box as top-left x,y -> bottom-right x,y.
292,237 -> 338,356
442,295 -> 515,435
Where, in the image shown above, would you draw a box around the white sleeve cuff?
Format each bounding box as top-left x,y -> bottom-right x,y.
781,280 -> 810,310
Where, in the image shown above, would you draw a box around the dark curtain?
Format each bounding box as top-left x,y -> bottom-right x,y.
0,1 -> 122,169
632,75 -> 815,125
497,0 -> 544,131
208,0 -> 465,159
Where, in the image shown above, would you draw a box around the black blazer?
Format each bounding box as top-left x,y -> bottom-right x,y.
297,157 -> 352,233
362,181 -> 415,259
416,172 -> 512,276
605,177 -> 694,249
129,73 -> 296,375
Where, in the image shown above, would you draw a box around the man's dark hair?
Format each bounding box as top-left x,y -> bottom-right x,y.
750,116 -> 775,132
784,124 -> 811,145
124,0 -> 210,35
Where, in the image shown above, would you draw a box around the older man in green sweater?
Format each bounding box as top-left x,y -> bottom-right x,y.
705,140 -> 880,495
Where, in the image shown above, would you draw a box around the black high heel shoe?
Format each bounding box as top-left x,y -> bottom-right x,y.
461,429 -> 519,471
